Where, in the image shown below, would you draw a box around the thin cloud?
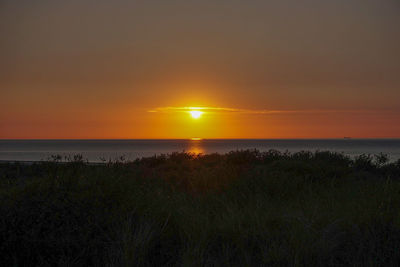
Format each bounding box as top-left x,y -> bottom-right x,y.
147,106 -> 385,115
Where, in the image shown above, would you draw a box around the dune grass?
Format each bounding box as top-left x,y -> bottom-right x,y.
1,150 -> 400,266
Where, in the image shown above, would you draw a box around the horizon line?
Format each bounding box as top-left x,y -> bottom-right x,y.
1,138 -> 400,141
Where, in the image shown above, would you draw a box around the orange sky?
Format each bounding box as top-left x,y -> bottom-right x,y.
1,0 -> 399,139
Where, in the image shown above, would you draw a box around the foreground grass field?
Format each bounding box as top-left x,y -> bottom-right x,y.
1,150 -> 400,266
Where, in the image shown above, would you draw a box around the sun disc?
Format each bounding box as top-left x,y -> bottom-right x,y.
189,110 -> 202,119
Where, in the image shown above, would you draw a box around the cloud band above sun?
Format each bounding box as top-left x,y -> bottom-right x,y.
148,106 -> 386,115
148,106 -> 303,114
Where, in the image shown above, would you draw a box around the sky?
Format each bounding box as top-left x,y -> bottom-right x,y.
1,0 -> 399,139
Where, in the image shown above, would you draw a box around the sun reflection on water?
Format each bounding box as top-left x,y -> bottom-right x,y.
187,138 -> 205,155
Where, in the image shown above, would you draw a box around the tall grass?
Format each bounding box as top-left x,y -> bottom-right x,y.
1,150 -> 400,266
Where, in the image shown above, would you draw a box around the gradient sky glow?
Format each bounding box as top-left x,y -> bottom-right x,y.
1,0 -> 399,138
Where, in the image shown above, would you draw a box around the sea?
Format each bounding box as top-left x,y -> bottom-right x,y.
1,139 -> 400,163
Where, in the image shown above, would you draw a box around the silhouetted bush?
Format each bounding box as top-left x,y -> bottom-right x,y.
0,150 -> 400,266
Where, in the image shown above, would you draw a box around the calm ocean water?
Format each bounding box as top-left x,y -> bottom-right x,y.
1,139 -> 400,162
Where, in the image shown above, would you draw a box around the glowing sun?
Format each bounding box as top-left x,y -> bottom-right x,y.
189,110 -> 203,119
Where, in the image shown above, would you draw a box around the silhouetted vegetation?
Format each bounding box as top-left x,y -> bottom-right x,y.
1,150 -> 400,266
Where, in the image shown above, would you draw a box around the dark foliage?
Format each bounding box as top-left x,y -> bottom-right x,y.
0,150 -> 400,266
